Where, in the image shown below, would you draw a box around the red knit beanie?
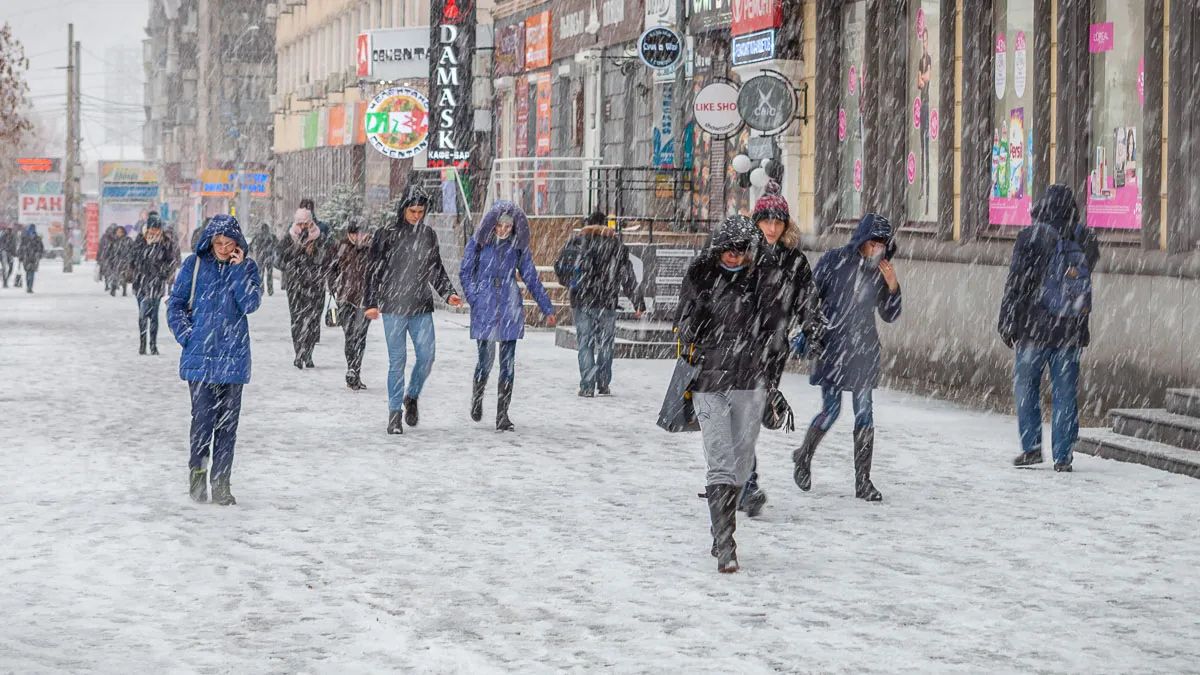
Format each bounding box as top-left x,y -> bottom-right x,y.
752,181 -> 790,223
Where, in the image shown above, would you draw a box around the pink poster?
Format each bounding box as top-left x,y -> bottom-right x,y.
1089,23 -> 1114,53
990,107 -> 1033,227
1086,127 -> 1142,230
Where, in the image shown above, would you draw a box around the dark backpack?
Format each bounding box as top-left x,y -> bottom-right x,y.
1038,223 -> 1092,318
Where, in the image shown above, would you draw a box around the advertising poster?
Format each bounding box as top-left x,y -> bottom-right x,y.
1087,126 -> 1141,229
534,75 -> 553,212
85,202 -> 99,260
989,107 -> 1033,226
515,76 -> 530,156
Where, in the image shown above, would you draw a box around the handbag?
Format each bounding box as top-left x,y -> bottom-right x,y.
762,388 -> 795,432
324,295 -> 340,327
657,351 -> 702,433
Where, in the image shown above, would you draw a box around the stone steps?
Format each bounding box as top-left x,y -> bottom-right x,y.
1074,429 -> 1200,479
554,326 -> 677,359
1110,408 -> 1200,452
1166,388 -> 1200,418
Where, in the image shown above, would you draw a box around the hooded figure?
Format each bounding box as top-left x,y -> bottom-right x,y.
675,215 -> 773,574
329,218 -> 374,389
998,184 -> 1100,471
0,224 -> 17,288
792,213 -> 901,503
250,223 -> 278,296
364,186 -> 462,435
280,207 -> 333,369
166,215 -> 262,506
130,214 -> 177,354
460,201 -> 556,431
553,210 -> 646,397
18,224 -> 45,293
106,226 -> 134,296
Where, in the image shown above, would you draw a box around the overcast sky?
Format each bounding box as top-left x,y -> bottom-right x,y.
7,0 -> 151,167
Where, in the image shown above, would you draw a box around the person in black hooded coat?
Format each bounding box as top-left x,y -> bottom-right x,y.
279,207 -> 333,369
129,215 -> 178,354
792,213 -> 902,503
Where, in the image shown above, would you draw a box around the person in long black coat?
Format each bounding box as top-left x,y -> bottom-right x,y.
279,207 -> 333,369
129,215 -> 178,355
0,224 -> 17,288
792,213 -> 901,503
17,225 -> 45,293
106,226 -> 134,296
249,223 -> 278,296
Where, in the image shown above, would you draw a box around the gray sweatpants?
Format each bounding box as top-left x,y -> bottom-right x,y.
694,388 -> 767,487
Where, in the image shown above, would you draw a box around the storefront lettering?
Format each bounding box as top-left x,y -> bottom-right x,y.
560,10 -> 587,41
602,0 -> 624,26
428,0 -> 475,167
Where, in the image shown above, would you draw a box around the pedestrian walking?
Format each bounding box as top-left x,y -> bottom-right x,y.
250,222 -> 278,296
676,215 -> 772,574
0,224 -> 17,288
106,226 -> 133,297
165,215 -> 262,506
738,181 -> 818,517
97,225 -> 118,292
553,210 -> 645,398
461,201 -> 557,431
190,221 -> 205,253
329,219 -> 373,390
299,197 -> 330,236
363,186 -> 463,435
998,184 -> 1100,472
279,208 -> 333,369
17,224 -> 44,293
129,214 -> 176,355
792,213 -> 902,502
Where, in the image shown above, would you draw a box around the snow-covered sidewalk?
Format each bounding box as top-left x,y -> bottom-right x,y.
2,264 -> 1198,673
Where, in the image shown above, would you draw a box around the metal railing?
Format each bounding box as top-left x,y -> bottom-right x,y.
486,157 -> 603,218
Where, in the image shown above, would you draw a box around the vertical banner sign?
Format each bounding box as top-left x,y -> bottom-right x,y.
429,0 -> 476,168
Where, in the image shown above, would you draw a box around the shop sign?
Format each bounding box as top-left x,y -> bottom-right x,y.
18,193 -> 63,226
731,28 -> 775,66
995,33 -> 1007,99
429,0 -> 476,168
732,0 -> 782,37
638,26 -> 683,70
364,86 -> 431,159
645,0 -> 677,29
737,73 -> 795,132
494,21 -> 525,76
555,1 -> 594,57
693,82 -> 742,135
100,161 -> 158,184
653,82 -> 674,167
600,0 -> 642,47
17,157 -> 59,173
198,170 -> 272,198
358,28 -> 430,82
356,33 -> 370,77
535,75 -> 553,156
690,0 -> 732,33
525,11 -> 551,69
101,185 -> 159,200
1089,22 -> 1114,53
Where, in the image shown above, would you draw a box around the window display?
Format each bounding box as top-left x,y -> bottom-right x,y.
837,1 -> 866,222
1087,2 -> 1143,230
907,1 -> 940,224
989,0 -> 1035,227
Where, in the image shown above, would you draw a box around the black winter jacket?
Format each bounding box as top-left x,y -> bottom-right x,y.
364,219 -> 456,315
129,235 -> 177,298
279,228 -> 334,299
553,225 -> 646,312
756,242 -> 816,387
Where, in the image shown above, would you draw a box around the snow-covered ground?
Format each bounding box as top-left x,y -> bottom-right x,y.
2,264 -> 1198,673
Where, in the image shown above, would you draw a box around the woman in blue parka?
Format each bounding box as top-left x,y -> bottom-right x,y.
166,215 -> 262,505
460,201 -> 556,431
792,213 -> 902,502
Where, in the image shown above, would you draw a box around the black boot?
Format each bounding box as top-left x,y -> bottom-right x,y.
303,349 -> 315,369
470,379 -> 486,421
792,425 -> 827,491
738,475 -> 767,518
387,410 -> 404,435
211,474 -> 236,506
149,328 -> 159,355
404,397 -> 419,427
496,380 -> 515,431
854,427 -> 883,502
294,354 -> 304,370
346,371 -> 365,390
189,467 -> 208,503
139,335 -> 147,355
706,484 -> 739,573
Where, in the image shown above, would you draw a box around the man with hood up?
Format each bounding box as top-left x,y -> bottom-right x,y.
166,215 -> 262,506
250,222 -> 278,296
129,213 -> 177,355
364,186 -> 463,435
792,213 -> 902,503
998,184 -> 1100,472
17,224 -> 45,293
0,224 -> 17,288
329,218 -> 374,390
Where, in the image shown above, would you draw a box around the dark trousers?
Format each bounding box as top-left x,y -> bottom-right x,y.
287,292 -> 323,357
22,267 -> 35,292
0,252 -> 12,286
474,339 -> 516,383
575,307 -> 617,391
137,295 -> 161,344
259,264 -> 274,295
188,382 -> 244,480
340,303 -> 371,375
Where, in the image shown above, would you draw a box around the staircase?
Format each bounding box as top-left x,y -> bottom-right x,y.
554,320 -> 677,359
520,266 -> 572,327
1075,388 -> 1200,478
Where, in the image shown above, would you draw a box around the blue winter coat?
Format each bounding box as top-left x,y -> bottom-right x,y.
809,214 -> 902,391
166,215 -> 262,384
459,201 -> 555,341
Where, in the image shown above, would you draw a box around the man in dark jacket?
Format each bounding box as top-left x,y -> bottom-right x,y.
0,224 -> 18,288
18,224 -> 45,293
364,186 -> 463,434
280,207 -> 333,369
129,214 -> 177,354
250,223 -> 278,296
554,211 -> 646,397
107,226 -> 134,296
793,213 -> 902,502
676,215 -> 773,574
330,219 -> 373,390
998,184 -> 1100,472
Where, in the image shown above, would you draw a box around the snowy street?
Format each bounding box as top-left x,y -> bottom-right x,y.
3,264 -> 1199,673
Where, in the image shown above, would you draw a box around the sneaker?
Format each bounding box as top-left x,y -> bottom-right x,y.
1054,462 -> 1073,473
597,385 -> 611,396
404,397 -> 419,427
189,467 -> 208,503
578,388 -> 595,398
1012,451 -> 1044,467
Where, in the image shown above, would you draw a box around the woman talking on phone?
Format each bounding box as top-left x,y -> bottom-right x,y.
167,214 -> 263,506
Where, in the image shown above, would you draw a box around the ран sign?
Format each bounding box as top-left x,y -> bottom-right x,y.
428,0 -> 476,168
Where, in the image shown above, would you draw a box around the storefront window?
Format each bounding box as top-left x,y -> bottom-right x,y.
837,1 -> 867,221
907,1 -> 940,224
1087,2 -> 1143,230
990,0 -> 1035,227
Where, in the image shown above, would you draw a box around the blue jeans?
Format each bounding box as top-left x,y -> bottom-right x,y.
812,386 -> 874,432
575,308 -> 617,391
137,296 -> 161,342
382,312 -> 436,411
475,339 -> 516,383
188,382 -> 243,480
1014,345 -> 1081,465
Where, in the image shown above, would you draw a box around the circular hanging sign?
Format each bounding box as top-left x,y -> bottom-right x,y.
737,73 -> 795,133
692,82 -> 742,136
638,26 -> 683,70
364,86 -> 430,159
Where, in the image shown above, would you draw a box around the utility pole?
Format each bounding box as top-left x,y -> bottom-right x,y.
63,24 -> 77,272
